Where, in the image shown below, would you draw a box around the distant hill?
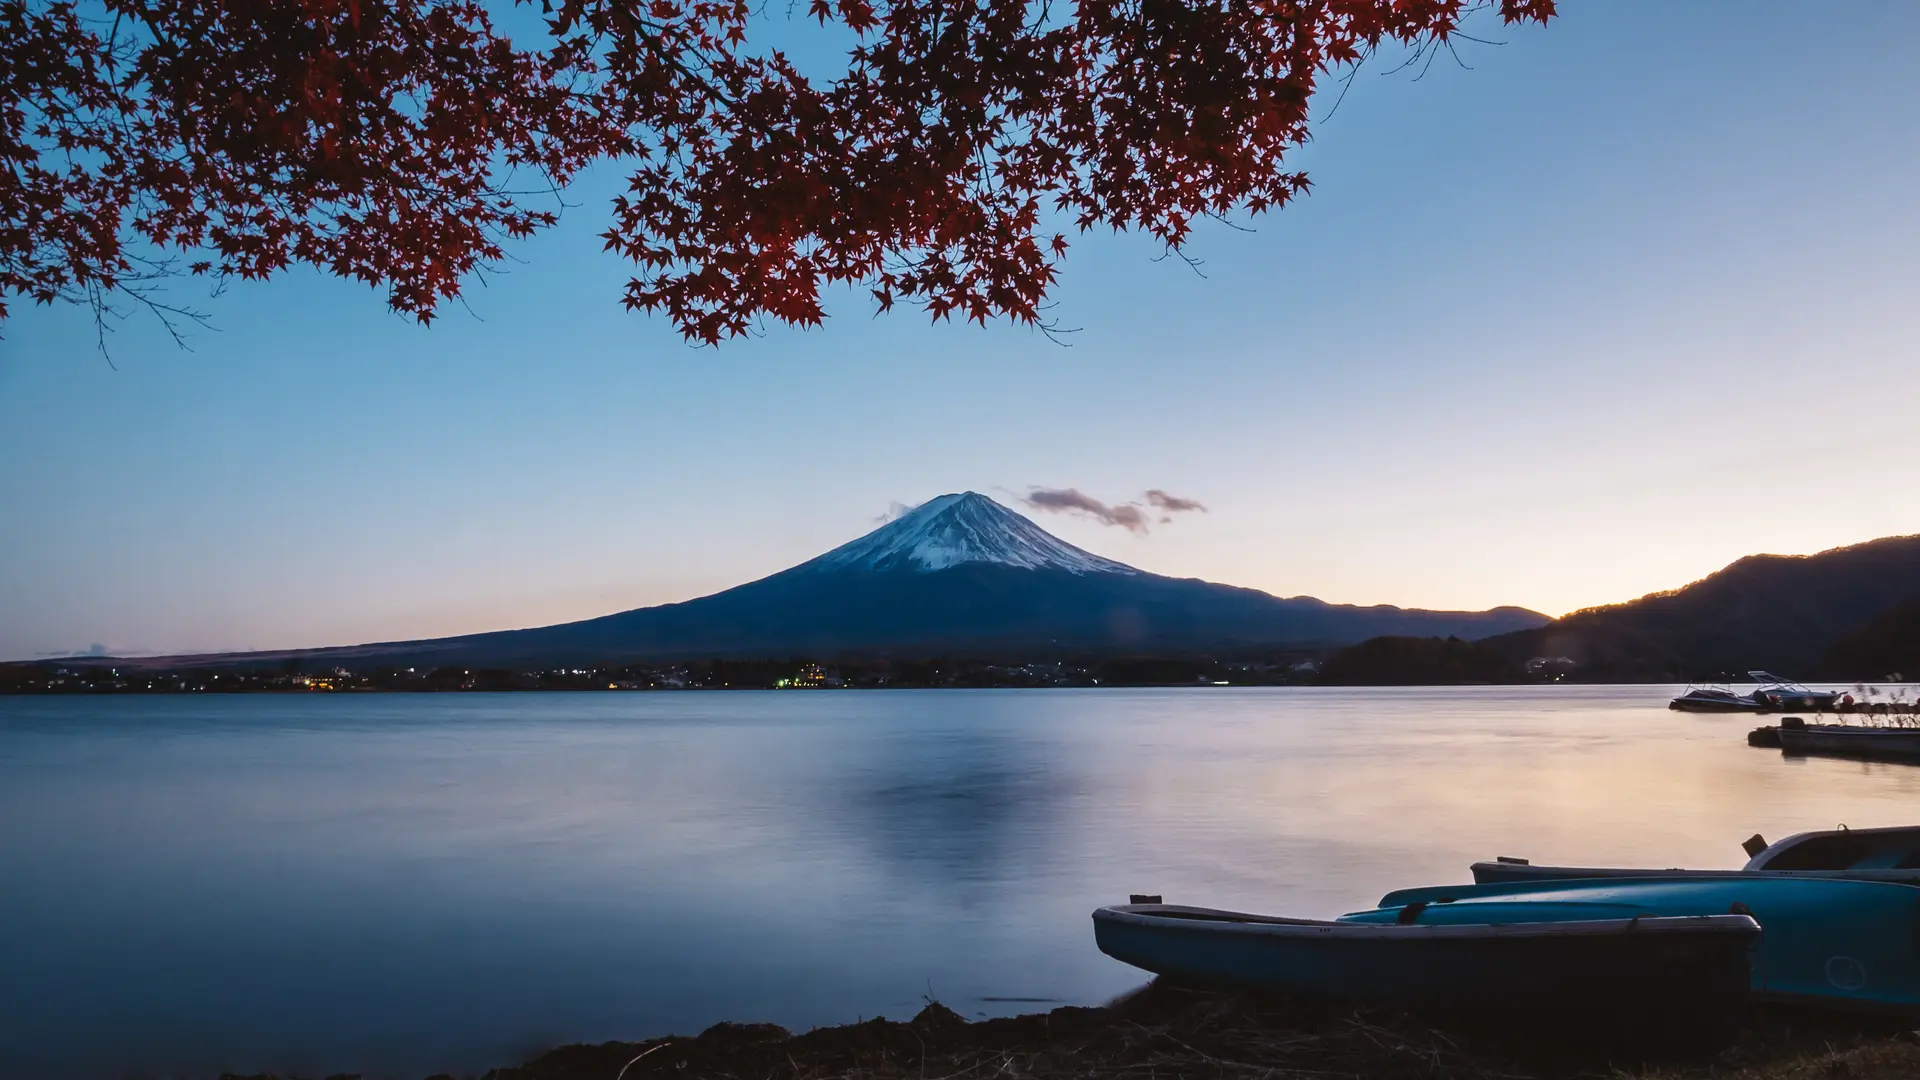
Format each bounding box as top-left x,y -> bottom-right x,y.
1314,636 -> 1522,686
81,492 -> 1549,670
1822,599 -> 1920,682
1483,535 -> 1920,679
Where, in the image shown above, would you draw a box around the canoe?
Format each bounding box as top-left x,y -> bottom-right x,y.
1093,902 -> 1758,1056
1372,876 -> 1920,1014
1472,825 -> 1920,886
1777,721 -> 1920,762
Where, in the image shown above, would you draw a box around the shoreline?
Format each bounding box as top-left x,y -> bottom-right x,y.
220,985 -> 1919,1080
8,681 -> 1898,697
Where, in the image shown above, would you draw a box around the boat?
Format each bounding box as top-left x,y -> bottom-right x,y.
1776,717 -> 1920,761
1750,674 -> 1844,711
1372,876 -> 1920,1014
1669,673 -> 1841,713
1471,824 -> 1920,885
1669,682 -> 1768,712
1092,901 -> 1759,1056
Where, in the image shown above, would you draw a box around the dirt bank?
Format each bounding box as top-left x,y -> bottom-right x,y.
223,983 -> 1919,1080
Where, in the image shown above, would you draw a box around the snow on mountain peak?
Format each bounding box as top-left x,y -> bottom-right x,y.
806,492 -> 1139,575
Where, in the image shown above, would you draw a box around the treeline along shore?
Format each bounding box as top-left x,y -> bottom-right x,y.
5,634 -> 1917,695
218,984 -> 1919,1080
2,652 -> 1323,694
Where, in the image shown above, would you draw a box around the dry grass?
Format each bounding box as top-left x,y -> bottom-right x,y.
1700,1040 -> 1920,1080
393,985 -> 1920,1080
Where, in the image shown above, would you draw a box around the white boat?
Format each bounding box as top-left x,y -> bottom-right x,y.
1471,824 -> 1920,885
1748,673 -> 1843,711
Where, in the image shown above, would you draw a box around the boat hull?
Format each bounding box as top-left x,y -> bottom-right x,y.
1670,696 -> 1768,713
1778,725 -> 1920,762
1093,904 -> 1757,1056
1373,877 -> 1920,1014
1767,694 -> 1842,711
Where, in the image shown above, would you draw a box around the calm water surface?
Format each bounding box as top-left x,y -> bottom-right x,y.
2,687 -> 1916,1078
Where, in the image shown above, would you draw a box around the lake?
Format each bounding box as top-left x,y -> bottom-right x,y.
2,686 -> 1915,1079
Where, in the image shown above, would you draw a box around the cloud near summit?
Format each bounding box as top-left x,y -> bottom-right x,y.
873,500 -> 916,524
1145,490 -> 1207,514
1021,487 -> 1207,533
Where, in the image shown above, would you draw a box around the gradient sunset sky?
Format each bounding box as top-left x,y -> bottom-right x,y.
5,1 -> 1919,660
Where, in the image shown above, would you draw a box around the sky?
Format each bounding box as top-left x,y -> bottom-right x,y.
4,1 -> 1920,660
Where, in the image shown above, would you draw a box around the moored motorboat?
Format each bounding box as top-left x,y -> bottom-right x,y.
1093,901 -> 1758,1056
1472,824 -> 1920,886
1670,683 -> 1768,712
1749,674 -> 1843,712
1373,876 -> 1920,1014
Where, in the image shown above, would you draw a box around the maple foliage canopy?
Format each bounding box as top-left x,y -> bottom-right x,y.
4,0 -> 1554,344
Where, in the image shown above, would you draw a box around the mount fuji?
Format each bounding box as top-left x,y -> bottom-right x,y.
232,492 -> 1545,666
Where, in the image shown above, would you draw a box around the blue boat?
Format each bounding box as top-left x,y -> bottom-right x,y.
1369,876 -> 1920,1014
1472,824 -> 1920,886
1093,902 -> 1759,1056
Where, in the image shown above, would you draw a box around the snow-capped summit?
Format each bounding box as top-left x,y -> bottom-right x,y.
804,492 -> 1139,575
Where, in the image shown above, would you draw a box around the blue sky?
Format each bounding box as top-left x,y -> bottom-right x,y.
5,1 -> 1919,660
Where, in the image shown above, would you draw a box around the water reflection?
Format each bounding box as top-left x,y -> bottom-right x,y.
846,724 -> 1075,892
0,687 -> 1916,1079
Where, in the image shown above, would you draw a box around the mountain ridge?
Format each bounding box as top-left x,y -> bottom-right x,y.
1482,533 -> 1920,678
